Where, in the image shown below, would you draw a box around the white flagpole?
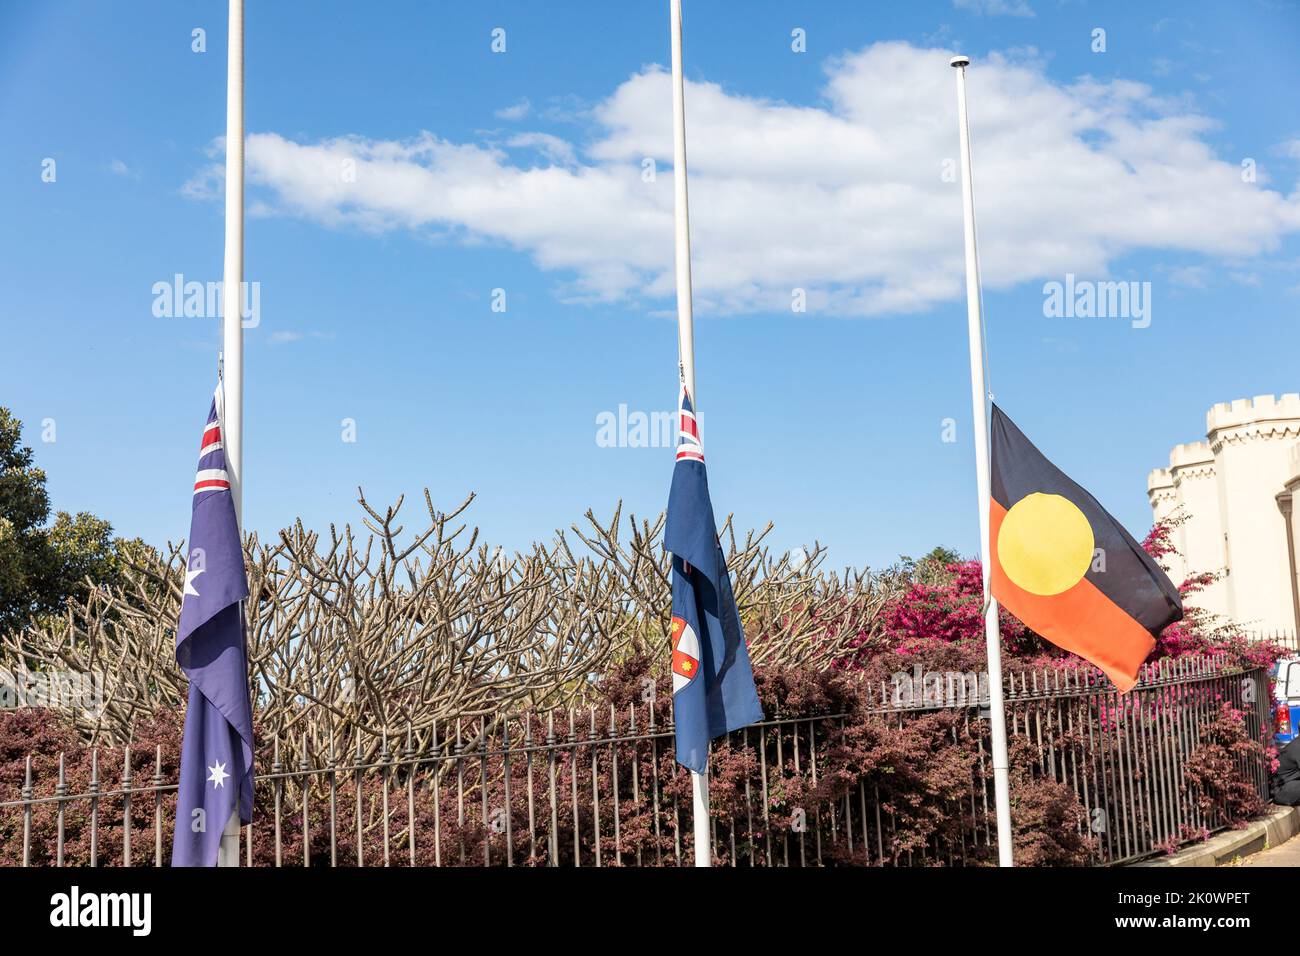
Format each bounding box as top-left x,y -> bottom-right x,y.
217,0 -> 245,869
668,0 -> 710,869
670,0 -> 697,402
951,55 -> 1013,867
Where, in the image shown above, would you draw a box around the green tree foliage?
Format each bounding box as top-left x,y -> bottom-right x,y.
0,408 -> 141,633
921,545 -> 961,567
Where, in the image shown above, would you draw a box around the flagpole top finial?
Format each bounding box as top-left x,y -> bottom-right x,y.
950,55 -> 970,68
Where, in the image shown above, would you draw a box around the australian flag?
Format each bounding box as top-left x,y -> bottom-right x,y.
666,387 -> 763,773
172,383 -> 255,866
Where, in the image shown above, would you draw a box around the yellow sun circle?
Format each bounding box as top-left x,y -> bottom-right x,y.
997,493 -> 1094,596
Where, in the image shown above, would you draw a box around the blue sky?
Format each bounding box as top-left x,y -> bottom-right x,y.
2,0 -> 1299,570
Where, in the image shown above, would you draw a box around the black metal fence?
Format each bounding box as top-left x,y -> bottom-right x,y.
1246,629 -> 1297,651
1,655 -> 1273,866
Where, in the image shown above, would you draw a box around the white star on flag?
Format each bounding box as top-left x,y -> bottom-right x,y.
184,565 -> 204,597
207,760 -> 229,789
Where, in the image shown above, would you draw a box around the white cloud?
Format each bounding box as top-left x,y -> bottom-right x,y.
181,167 -> 219,200
1167,265 -> 1209,289
109,158 -> 138,179
185,42 -> 1300,317
495,98 -> 531,121
505,132 -> 577,167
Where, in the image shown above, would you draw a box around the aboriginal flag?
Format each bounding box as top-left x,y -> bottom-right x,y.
989,404 -> 1181,693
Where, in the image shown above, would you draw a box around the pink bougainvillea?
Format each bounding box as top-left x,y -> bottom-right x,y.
842,519 -> 1291,680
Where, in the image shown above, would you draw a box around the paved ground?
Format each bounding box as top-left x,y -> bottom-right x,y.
1239,827 -> 1300,866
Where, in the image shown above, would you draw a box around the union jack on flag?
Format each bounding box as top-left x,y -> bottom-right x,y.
194,395 -> 231,496
676,387 -> 704,463
173,380 -> 253,866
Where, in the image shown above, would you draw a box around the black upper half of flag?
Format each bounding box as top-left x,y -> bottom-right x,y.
989,403 -> 1182,634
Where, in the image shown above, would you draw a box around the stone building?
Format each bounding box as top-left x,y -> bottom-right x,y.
1147,394 -> 1300,634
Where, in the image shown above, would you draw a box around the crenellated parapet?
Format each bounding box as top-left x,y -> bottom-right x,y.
1148,395 -> 1300,632
1146,468 -> 1176,507
1204,394 -> 1300,630
1168,441 -> 1215,483
1207,394 -> 1300,452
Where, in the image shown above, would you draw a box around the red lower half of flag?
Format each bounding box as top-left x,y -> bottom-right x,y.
990,499 -> 1155,693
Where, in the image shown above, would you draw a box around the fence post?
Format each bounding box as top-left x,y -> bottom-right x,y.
152,745 -> 163,867
405,725 -> 416,867
122,745 -> 132,868
525,713 -> 538,863
272,735 -> 282,867
89,748 -> 99,867
431,719 -> 443,868
301,730 -> 311,868
382,728 -> 391,867
610,704 -> 620,867
353,729 -> 364,867
547,710 -> 558,867
57,752 -> 67,867
327,733 -> 338,868
328,734 -> 337,868
454,719 -> 465,866
478,718 -> 489,867
21,755 -> 32,868
568,708 -> 579,867
502,716 -> 514,867
589,707 -> 601,868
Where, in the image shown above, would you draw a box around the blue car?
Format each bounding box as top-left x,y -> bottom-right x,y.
1274,655 -> 1300,745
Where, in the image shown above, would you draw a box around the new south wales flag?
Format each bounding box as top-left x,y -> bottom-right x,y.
666,387 -> 764,773
989,404 -> 1182,693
